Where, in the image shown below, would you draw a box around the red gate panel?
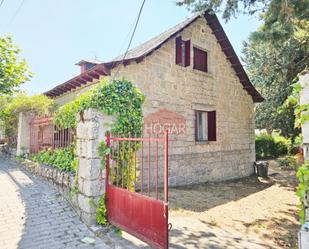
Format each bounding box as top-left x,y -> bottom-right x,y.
106,185 -> 168,248
106,131 -> 169,249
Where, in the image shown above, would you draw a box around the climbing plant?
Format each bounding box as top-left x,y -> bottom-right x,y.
54,78 -> 145,224
285,75 -> 309,224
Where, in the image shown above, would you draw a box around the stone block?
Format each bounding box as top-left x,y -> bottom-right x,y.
78,194 -> 96,214
78,158 -> 101,180
82,178 -> 103,197
80,211 -> 97,226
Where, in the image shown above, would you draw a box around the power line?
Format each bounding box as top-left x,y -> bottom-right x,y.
112,0 -> 146,80
9,0 -> 25,25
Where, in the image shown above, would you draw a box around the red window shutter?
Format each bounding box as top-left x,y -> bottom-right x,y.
208,111 -> 216,141
193,47 -> 208,72
175,36 -> 182,65
184,40 -> 190,67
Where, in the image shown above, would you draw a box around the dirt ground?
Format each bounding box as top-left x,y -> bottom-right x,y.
167,160 -> 300,248
118,160 -> 300,248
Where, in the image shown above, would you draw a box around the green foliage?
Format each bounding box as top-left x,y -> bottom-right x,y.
31,146 -> 76,172
54,78 -> 145,224
0,35 -> 32,95
255,133 -> 290,159
277,155 -> 297,170
96,194 -> 107,225
177,0 -> 309,23
274,135 -> 291,155
89,194 -> 107,225
53,90 -> 93,129
296,163 -> 309,224
242,1 -> 308,138
0,93 -> 55,146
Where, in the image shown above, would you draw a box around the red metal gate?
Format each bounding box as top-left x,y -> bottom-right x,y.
105,131 -> 169,249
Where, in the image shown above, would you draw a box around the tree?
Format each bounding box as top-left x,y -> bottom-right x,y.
0,35 -> 32,95
242,2 -> 308,137
177,0 -> 309,138
0,93 -> 55,146
177,0 -> 308,22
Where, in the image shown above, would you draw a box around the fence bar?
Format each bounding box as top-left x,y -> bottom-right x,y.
111,134 -> 115,184
122,139 -> 125,188
134,134 -> 137,191
164,130 -> 168,203
148,133 -> 151,197
127,133 -> 131,190
156,133 -> 159,200
141,139 -> 144,193
105,131 -> 110,189
116,132 -> 120,186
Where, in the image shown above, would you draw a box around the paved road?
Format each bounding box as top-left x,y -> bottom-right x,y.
0,153 -> 110,249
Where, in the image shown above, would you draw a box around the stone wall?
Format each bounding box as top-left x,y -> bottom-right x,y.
53,16 -> 256,185
18,109 -> 115,226
76,109 -> 115,225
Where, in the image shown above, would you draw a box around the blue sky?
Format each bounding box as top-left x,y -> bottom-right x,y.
0,0 -> 262,94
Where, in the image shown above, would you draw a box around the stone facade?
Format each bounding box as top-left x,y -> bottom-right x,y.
53,16 -> 256,186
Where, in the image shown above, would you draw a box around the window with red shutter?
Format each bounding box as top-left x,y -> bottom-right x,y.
195,110 -> 216,142
175,36 -> 190,67
193,47 -> 208,72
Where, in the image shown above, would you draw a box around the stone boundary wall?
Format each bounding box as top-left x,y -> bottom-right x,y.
11,109 -> 116,227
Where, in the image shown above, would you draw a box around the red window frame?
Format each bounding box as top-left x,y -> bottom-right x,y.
193,47 -> 208,73
195,110 -> 216,142
176,36 -> 190,67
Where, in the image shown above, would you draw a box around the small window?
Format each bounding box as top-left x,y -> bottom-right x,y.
195,110 -> 216,141
176,36 -> 190,67
193,47 -> 208,72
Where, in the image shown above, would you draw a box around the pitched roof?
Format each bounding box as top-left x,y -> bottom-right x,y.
110,14 -> 200,63
44,12 -> 263,102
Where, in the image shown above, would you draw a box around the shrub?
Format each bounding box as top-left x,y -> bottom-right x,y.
274,135 -> 291,155
256,133 -> 277,159
277,155 -> 297,169
32,146 -> 76,172
255,133 -> 289,159
0,93 -> 55,146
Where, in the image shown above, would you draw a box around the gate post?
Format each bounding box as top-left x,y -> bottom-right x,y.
17,112 -> 33,156
76,109 -> 116,226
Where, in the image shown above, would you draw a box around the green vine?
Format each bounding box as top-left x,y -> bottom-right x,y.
54,78 -> 145,225
296,163 -> 309,224
286,80 -> 309,223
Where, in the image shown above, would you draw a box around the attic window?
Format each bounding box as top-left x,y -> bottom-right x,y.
175,36 -> 190,67
193,47 -> 208,72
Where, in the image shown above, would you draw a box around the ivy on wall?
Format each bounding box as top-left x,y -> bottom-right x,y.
54,78 -> 145,224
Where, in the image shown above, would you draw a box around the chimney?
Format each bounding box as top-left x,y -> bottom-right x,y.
75,59 -> 102,74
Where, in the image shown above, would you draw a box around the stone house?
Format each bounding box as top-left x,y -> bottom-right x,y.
43,12 -> 263,186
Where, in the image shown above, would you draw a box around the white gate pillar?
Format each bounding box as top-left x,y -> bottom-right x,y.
16,112 -> 33,156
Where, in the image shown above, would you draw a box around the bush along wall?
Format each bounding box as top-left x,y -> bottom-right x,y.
255,133 -> 291,160
53,78 -> 145,224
